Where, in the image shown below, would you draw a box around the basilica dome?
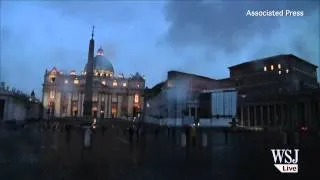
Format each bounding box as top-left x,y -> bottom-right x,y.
85,47 -> 114,73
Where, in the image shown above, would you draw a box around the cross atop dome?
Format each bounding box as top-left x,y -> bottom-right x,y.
97,46 -> 104,56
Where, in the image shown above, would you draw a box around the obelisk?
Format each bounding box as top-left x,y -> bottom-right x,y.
83,26 -> 95,118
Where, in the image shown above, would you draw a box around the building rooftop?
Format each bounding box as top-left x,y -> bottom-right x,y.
168,70 -> 216,81
228,54 -> 318,70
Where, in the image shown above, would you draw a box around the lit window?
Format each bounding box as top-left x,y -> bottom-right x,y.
95,72 -> 99,76
264,66 -> 267,72
64,79 -> 68,84
134,94 -> 139,103
278,64 -> 281,69
74,78 -> 79,84
271,65 -> 274,71
137,84 -> 140,88
112,80 -> 118,87
101,81 -> 106,85
286,69 -> 289,73
278,70 -> 282,75
49,90 -> 55,99
122,82 -> 127,87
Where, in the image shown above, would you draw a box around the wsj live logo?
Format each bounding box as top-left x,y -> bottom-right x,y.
271,149 -> 299,173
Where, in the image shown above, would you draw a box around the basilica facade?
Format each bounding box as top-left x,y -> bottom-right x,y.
42,36 -> 145,119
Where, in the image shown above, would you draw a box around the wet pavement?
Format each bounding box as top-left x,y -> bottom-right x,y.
0,124 -> 319,180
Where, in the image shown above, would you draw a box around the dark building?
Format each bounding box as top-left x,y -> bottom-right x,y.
146,54 -> 320,130
228,54 -> 320,130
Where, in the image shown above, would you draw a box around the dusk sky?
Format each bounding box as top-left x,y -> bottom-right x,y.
1,0 -> 319,98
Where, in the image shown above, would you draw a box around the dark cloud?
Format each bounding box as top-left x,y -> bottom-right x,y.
164,0 -> 319,53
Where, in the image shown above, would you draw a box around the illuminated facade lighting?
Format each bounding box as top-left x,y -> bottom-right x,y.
112,80 -> 118,87
134,94 -> 139,103
271,65 -> 274,71
122,82 -> 127,87
278,70 -> 282,75
101,81 -> 106,85
64,79 -> 68,84
74,78 -> 79,84
286,69 -> 289,73
278,64 -> 281,69
264,66 -> 267,72
70,71 -> 76,75
49,90 -> 55,99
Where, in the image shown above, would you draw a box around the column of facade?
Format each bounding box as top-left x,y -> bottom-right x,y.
128,95 -> 133,117
240,107 -> 244,126
188,105 -> 191,117
80,93 -> 84,116
254,106 -> 257,127
117,95 -> 122,118
293,103 -> 298,129
54,92 -> 61,117
67,92 -> 71,116
97,93 -> 101,118
247,106 -> 250,127
43,92 -> 48,109
281,104 -> 285,128
77,92 -> 81,117
103,94 -> 108,118
305,102 -> 311,127
108,94 -> 112,118
274,104 -> 278,127
267,105 -> 270,127
260,106 -> 263,127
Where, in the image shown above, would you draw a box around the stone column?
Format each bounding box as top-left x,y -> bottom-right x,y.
103,94 -> 108,118
128,95 -> 133,117
97,93 -> 101,118
267,105 -> 270,127
108,94 -> 112,118
274,104 -> 277,127
254,106 -> 257,127
260,106 -> 263,127
43,92 -> 48,109
305,102 -> 311,128
77,92 -> 81,117
67,92 -> 71,116
117,95 -> 122,118
247,106 -> 250,127
188,105 -> 191,117
240,107 -> 244,126
80,93 -> 84,116
54,92 -> 61,117
281,104 -> 285,127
